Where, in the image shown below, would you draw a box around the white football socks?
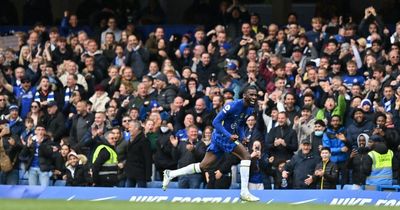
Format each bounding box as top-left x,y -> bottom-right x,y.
240,160 -> 251,193
169,162 -> 201,178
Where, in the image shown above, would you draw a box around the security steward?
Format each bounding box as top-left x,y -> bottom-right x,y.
92,132 -> 119,187
365,135 -> 398,185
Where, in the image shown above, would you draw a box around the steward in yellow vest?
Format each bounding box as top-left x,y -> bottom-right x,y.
92,132 -> 118,187
365,135 -> 398,185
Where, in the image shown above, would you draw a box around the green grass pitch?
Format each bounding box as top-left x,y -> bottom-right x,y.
0,199 -> 394,210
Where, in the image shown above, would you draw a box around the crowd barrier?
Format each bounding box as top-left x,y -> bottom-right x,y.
1,185 -> 400,206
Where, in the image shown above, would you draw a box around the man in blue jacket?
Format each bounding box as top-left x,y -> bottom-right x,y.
323,115 -> 349,185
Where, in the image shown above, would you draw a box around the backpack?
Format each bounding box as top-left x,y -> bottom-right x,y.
0,138 -> 13,173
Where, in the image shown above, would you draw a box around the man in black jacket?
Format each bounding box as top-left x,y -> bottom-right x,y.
69,100 -> 94,153
20,124 -> 55,186
313,147 -> 338,189
45,101 -> 66,143
348,133 -> 371,187
282,139 -> 319,189
154,123 -> 177,180
266,112 -> 298,166
125,120 -> 152,188
154,73 -> 178,113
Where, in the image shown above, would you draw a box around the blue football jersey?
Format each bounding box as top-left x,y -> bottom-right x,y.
212,99 -> 255,140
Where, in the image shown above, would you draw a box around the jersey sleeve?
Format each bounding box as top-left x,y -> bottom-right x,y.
212,102 -> 234,138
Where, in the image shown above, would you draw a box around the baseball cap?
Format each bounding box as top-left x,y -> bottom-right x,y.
154,73 -> 168,83
9,105 -> 19,111
223,88 -> 234,95
301,139 -> 311,144
68,151 -> 79,159
209,73 -> 217,81
47,101 -> 57,107
149,100 -> 160,108
221,42 -> 232,50
225,61 -> 237,70
292,46 -> 302,53
370,135 -> 383,142
21,76 -> 31,83
331,59 -> 340,65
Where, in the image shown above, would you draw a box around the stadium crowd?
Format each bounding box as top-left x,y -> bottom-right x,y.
0,1 -> 399,190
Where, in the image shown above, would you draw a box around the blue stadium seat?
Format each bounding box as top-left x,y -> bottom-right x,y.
342,184 -> 364,190
229,183 -> 240,189
147,181 -> 162,188
53,180 -> 66,186
376,185 -> 400,192
19,179 -> 29,185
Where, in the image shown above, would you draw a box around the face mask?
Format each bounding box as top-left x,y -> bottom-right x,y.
160,126 -> 169,133
315,131 -> 324,137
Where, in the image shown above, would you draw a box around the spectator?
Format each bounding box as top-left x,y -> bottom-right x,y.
64,151 -> 90,186
282,139 -> 319,189
44,101 -> 66,143
316,86 -> 347,123
125,120 -> 152,188
313,147 -> 338,189
19,124 -> 54,186
154,73 -> 178,112
170,125 -> 204,189
69,101 -> 94,152
348,133 -> 371,187
89,85 -> 110,113
125,34 -> 149,79
26,101 -> 45,127
322,115 -> 349,185
346,108 -> 374,147
154,120 -> 177,179
101,17 -> 122,45
372,112 -> 400,157
293,105 -> 316,146
266,112 -> 298,165
0,76 -> 36,119
310,120 -> 326,156
5,105 -> 24,136
34,76 -> 57,109
0,124 -> 22,185
248,140 -> 269,190
59,61 -> 88,92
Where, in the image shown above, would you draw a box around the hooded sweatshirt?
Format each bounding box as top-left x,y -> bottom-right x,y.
348,133 -> 371,185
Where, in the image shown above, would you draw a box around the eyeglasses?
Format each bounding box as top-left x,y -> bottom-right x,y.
22,81 -> 30,84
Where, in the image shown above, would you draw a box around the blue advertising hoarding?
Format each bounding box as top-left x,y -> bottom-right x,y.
1,185 -> 400,206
